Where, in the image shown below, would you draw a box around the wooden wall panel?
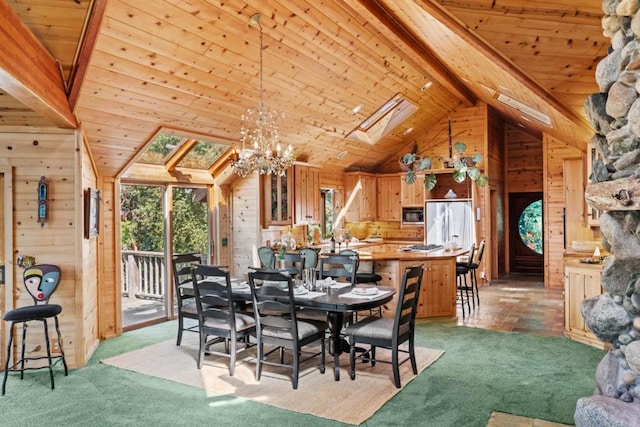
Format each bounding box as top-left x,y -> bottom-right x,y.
543,134 -> 583,289
506,126 -> 544,193
486,106 -> 506,279
80,133 -> 100,359
213,184 -> 231,267
0,127 -> 84,367
98,179 -> 120,339
230,174 -> 261,276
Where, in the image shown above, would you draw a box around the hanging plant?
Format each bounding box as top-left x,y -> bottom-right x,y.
400,141 -> 488,191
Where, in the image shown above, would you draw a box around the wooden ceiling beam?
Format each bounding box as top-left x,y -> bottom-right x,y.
350,0 -> 476,107
68,0 -> 108,112
405,0 -> 586,127
0,0 -> 77,128
165,138 -> 198,172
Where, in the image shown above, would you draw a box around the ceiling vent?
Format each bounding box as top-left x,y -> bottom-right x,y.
346,94 -> 418,145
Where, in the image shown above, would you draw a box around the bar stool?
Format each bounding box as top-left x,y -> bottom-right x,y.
2,264 -> 68,395
456,244 -> 476,319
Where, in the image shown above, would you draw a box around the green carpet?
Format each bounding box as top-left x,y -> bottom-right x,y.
0,321 -> 605,426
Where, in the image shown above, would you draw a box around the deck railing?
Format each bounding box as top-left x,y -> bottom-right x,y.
121,250 -> 165,300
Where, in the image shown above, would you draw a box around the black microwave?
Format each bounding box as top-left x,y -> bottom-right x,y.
401,206 -> 424,225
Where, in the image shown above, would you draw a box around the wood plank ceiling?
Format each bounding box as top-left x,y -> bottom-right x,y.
1,0 -> 609,179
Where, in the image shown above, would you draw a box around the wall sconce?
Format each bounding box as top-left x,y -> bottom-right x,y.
37,176 -> 48,226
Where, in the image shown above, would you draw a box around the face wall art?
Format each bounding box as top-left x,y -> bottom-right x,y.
23,265 -> 61,303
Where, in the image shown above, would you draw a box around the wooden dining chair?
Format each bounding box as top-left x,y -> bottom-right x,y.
345,264 -> 424,388
298,247 -> 319,270
248,270 -> 326,389
318,253 -> 357,285
257,246 -> 275,269
190,265 -> 256,375
171,253 -> 202,346
282,252 -> 304,277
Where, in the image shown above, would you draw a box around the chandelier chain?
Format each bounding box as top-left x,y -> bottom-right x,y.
232,13 -> 295,177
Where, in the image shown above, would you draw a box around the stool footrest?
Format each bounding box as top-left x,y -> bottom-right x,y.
5,355 -> 66,372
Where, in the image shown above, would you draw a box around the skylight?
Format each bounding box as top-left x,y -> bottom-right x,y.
480,84 -> 552,127
137,131 -> 231,170
346,94 -> 418,145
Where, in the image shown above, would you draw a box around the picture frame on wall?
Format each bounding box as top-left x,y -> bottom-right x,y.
84,188 -> 100,239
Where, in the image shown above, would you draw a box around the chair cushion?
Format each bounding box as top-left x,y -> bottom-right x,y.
456,265 -> 470,275
202,312 -> 255,332
3,304 -> 62,322
181,300 -> 199,315
262,317 -> 327,340
345,316 -> 394,341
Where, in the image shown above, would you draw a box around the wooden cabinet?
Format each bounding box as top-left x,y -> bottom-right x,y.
293,164 -> 320,225
262,171 -> 291,226
564,262 -> 605,348
344,172 -> 376,222
417,258 -> 456,318
376,174 -> 401,221
400,175 -> 424,206
383,259 -> 456,319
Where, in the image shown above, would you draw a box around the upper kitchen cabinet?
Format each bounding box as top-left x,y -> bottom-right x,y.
377,174 -> 401,221
262,170 -> 292,226
425,172 -> 471,199
400,174 -> 424,206
293,164 -> 321,225
344,172 -> 377,222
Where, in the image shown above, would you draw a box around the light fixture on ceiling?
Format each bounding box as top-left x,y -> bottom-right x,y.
337,150 -> 348,159
421,81 -> 433,91
403,127 -> 414,135
231,13 -> 294,177
352,104 -> 364,114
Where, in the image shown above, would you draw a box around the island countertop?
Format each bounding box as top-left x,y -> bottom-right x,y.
358,247 -> 468,261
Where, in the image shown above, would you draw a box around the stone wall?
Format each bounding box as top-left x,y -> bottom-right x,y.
576,0 -> 640,425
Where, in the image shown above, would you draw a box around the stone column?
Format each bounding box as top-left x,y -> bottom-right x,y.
576,0 -> 640,425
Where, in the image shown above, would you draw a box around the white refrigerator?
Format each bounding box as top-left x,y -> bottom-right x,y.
424,198 -> 474,250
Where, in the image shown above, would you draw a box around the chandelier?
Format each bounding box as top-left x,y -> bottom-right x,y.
232,13 -> 295,177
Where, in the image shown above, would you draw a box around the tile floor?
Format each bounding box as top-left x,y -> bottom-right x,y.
455,273 -> 565,336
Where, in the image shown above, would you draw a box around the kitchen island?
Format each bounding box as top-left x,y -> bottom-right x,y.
356,247 -> 467,319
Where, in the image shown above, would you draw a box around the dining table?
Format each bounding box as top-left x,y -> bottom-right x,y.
182,277 -> 395,381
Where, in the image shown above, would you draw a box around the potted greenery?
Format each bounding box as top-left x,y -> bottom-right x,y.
400,141 -> 488,191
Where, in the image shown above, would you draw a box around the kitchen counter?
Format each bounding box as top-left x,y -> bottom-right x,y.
359,247 -> 467,261
564,257 -> 605,270
351,248 -> 466,319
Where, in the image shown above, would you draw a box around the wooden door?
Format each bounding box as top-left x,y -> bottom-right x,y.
509,192 -> 543,274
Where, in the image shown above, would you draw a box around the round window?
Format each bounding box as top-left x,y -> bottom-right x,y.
518,200 -> 543,255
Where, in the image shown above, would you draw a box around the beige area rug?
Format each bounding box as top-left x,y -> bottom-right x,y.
487,412 -> 572,427
101,335 -> 443,425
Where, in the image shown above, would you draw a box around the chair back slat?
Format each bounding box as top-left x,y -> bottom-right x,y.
282,252 -> 304,277
248,270 -> 299,340
172,253 -> 202,298
191,265 -> 237,330
462,244 -> 476,268
473,239 -> 486,265
319,254 -> 357,285
393,264 -> 424,340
